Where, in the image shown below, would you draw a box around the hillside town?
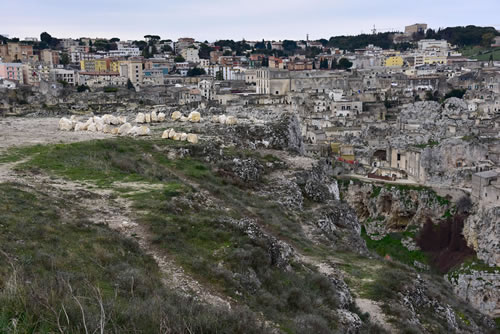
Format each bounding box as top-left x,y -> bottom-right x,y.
2,24 -> 499,196
1,22 -> 500,333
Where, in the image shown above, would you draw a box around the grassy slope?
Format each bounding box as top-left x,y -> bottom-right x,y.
460,46 -> 500,61
0,182 -> 266,333
1,137 -> 493,333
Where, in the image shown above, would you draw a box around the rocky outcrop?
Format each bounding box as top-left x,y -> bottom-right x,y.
463,206 -> 500,267
228,218 -> 295,270
448,268 -> 500,318
419,138 -> 489,187
225,113 -> 304,154
311,200 -> 367,253
400,275 -> 494,333
343,182 -> 450,237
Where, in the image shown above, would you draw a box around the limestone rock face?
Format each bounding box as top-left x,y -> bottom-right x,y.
87,123 -> 97,132
464,206 -> 500,267
136,112 -> 145,123
188,111 -> 201,123
111,127 -> 119,135
225,116 -> 237,125
228,218 -> 295,270
187,133 -> 198,144
58,117 -> 73,131
158,112 -> 166,122
171,111 -> 182,121
118,123 -> 132,135
118,116 -> 127,124
448,269 -> 500,317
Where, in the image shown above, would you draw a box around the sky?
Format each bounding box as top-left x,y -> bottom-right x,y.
2,0 -> 499,42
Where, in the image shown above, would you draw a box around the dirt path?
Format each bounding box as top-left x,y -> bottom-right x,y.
0,117 -> 110,153
0,159 -> 232,309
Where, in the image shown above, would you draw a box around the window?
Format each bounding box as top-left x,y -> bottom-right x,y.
397,153 -> 401,161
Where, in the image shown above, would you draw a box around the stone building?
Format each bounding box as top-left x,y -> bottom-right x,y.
471,170 -> 500,207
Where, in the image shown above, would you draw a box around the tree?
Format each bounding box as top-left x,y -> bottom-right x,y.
110,37 -> 120,43
319,58 -> 328,69
40,32 -> 53,45
187,67 -> 206,77
216,70 -> 224,80
444,89 -> 466,100
330,58 -> 338,70
337,58 -> 353,69
127,79 -> 134,90
77,84 -> 90,92
60,53 -> 70,65
223,50 -> 232,56
266,41 -> 272,50
481,32 -> 495,48
282,40 -> 297,52
198,43 -> 213,59
174,55 -> 185,62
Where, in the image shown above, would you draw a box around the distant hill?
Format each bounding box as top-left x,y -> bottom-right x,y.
326,25 -> 499,51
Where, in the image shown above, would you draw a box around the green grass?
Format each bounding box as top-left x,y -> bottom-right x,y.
4,138 -> 345,332
361,227 -> 429,269
414,140 -> 439,149
0,182 -> 269,333
460,46 -> 500,61
447,256 -> 500,284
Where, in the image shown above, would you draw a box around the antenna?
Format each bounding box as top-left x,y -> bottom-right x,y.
372,25 -> 377,35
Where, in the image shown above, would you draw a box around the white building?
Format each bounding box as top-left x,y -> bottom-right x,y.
417,39 -> 449,51
108,47 -> 141,57
181,48 -> 200,63
51,68 -> 76,85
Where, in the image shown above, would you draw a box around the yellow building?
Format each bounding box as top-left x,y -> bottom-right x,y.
384,56 -> 404,67
95,60 -> 108,72
109,60 -> 121,73
423,55 -> 447,65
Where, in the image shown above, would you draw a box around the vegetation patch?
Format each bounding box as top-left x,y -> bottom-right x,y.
362,227 -> 429,269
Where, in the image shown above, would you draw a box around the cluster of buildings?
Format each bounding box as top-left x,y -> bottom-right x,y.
1,25 -> 500,192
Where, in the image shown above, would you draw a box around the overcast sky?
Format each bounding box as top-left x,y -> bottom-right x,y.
2,0 -> 499,41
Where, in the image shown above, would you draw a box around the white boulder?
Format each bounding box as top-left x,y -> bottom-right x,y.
172,132 -> 182,141
168,128 -> 177,139
158,112 -> 166,122
187,133 -> 198,144
218,115 -> 227,124
87,123 -> 97,132
171,111 -> 182,121
225,116 -> 237,125
145,113 -> 151,123
188,111 -> 201,123
180,133 -> 188,141
161,129 -> 170,139
180,116 -> 188,122
136,112 -> 145,123
136,126 -> 151,136
58,117 -> 73,131
74,122 -> 87,131
151,111 -> 158,122
118,123 -> 132,135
